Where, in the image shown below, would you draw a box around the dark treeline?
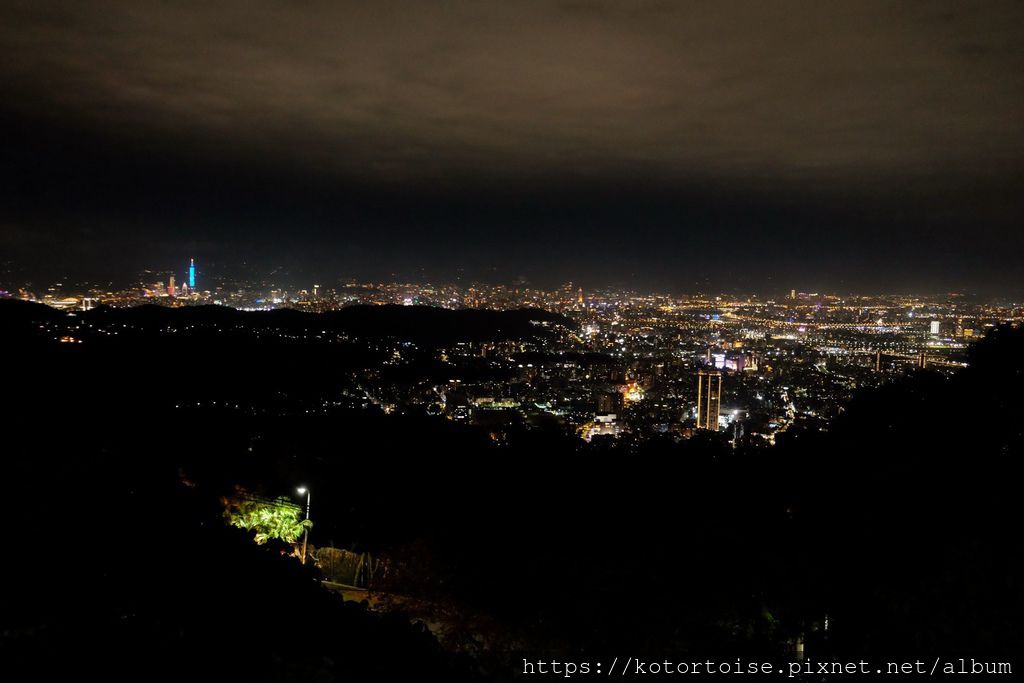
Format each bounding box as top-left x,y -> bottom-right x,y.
0,299 -> 570,345
1,301 -> 1021,680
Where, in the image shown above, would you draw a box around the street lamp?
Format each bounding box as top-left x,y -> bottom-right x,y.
296,486 -> 311,564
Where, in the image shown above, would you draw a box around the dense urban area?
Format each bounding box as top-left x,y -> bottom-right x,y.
5,263 -> 1021,447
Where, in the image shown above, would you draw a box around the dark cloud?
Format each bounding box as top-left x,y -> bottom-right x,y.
1,1 -> 1023,291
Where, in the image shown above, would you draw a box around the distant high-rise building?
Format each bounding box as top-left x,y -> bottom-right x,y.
696,370 -> 722,430
596,390 -> 624,415
168,275 -> 176,297
790,289 -> 797,300
188,258 -> 196,289
929,320 -> 941,336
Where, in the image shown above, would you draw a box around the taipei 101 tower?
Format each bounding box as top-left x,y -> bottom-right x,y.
189,258 -> 196,290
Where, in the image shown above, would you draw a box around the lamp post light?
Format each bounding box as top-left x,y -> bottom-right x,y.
296,486 -> 311,564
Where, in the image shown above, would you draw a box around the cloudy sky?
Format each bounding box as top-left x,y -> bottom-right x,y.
2,1 -> 1023,292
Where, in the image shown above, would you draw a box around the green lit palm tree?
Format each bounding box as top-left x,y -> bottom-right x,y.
224,495 -> 312,544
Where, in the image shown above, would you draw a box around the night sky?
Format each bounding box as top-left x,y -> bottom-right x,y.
2,1 -> 1023,293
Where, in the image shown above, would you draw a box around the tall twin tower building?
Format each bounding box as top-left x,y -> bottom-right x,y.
696,370 -> 722,430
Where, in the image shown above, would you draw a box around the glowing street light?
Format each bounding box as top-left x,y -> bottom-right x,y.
296,486 -> 311,564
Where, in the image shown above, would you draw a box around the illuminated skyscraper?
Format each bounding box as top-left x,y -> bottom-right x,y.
189,258 -> 196,289
696,370 -> 722,430
929,320 -> 940,336
168,275 -> 176,297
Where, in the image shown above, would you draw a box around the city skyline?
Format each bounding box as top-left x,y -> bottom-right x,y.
10,258 -> 1024,309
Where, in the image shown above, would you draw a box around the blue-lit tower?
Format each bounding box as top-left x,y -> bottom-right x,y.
188,258 -> 196,289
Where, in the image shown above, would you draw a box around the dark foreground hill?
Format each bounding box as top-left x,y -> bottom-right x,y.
0,299 -> 572,346
0,450 -> 478,682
